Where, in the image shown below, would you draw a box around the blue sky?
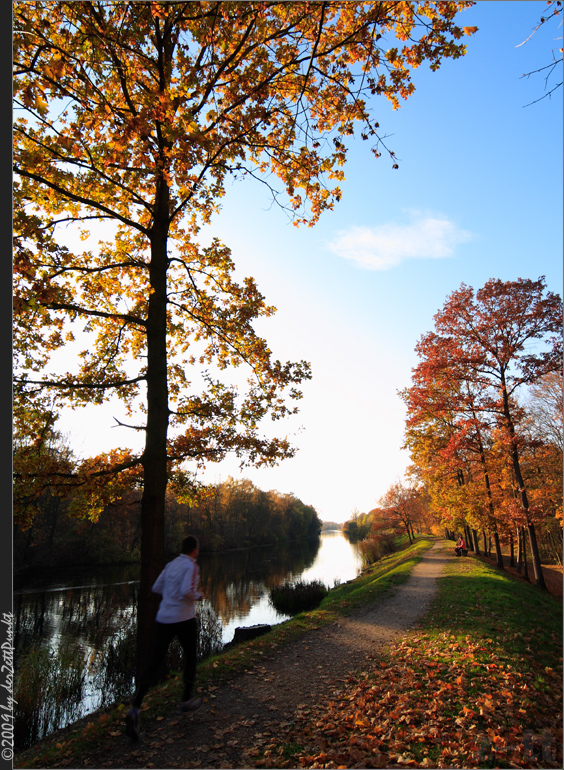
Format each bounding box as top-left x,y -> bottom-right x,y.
56,2 -> 563,524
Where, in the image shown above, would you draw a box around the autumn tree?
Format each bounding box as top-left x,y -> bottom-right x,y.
343,509 -> 372,541
378,480 -> 425,544
356,507 -> 399,564
402,370 -> 508,567
13,400 -> 76,527
517,372 -> 563,562
401,376 -> 476,537
13,411 -> 77,560
405,277 -> 562,590
13,0 -> 475,673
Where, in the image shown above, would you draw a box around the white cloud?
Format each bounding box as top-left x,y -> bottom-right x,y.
328,213 -> 474,270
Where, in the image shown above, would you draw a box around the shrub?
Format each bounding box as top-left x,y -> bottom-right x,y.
15,639 -> 87,751
196,603 -> 224,661
269,580 -> 329,615
359,531 -> 397,565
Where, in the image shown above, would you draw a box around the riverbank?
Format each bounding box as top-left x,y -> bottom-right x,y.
15,538 -> 562,769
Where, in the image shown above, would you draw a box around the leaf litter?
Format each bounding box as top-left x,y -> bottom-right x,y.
256,631 -> 562,769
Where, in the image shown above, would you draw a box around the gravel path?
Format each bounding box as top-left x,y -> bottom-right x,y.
83,540 -> 451,769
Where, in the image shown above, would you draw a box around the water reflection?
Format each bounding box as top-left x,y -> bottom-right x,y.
200,536 -> 327,634
14,531 -> 361,749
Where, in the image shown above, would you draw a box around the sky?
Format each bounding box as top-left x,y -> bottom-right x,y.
53,1 -> 563,524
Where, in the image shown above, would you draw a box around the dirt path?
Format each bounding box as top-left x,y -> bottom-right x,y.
81,540 -> 451,769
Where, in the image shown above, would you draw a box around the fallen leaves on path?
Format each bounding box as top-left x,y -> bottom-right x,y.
249,631 -> 562,769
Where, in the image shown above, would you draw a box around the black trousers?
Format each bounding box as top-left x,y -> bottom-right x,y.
133,618 -> 198,708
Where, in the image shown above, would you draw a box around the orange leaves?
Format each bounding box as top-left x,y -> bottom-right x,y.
255,628 -> 562,769
353,711 -> 370,729
19,83 -> 45,112
14,1 -> 473,232
44,53 -> 68,81
15,0 -> 477,235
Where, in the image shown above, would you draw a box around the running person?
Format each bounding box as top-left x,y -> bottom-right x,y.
125,535 -> 203,740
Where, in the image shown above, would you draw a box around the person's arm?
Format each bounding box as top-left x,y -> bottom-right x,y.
181,561 -> 202,601
152,566 -> 167,595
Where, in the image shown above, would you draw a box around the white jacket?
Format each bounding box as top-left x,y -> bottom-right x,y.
152,554 -> 202,623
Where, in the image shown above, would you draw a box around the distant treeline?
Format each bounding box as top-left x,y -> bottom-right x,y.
14,477 -> 322,571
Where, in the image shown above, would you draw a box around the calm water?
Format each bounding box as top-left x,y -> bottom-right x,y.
14,531 -> 362,748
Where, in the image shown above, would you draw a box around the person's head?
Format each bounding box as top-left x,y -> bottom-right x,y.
181,535 -> 199,557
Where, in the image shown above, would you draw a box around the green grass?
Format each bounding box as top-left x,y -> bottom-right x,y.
424,547 -> 561,672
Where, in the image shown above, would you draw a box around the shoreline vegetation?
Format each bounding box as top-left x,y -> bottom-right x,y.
14,478 -> 323,577
15,537 -> 563,769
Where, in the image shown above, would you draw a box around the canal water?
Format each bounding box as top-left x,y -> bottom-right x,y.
14,530 -> 362,749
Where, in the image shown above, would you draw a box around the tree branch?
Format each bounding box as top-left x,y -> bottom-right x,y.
15,374 -> 146,390
13,164 -> 150,235
44,302 -> 147,329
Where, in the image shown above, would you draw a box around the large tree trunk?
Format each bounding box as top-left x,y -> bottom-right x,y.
464,524 -> 473,552
516,525 -> 531,581
475,417 -> 501,568
136,189 -> 171,679
521,526 -> 530,582
501,384 -> 547,590
493,530 -> 504,570
516,525 -> 523,573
